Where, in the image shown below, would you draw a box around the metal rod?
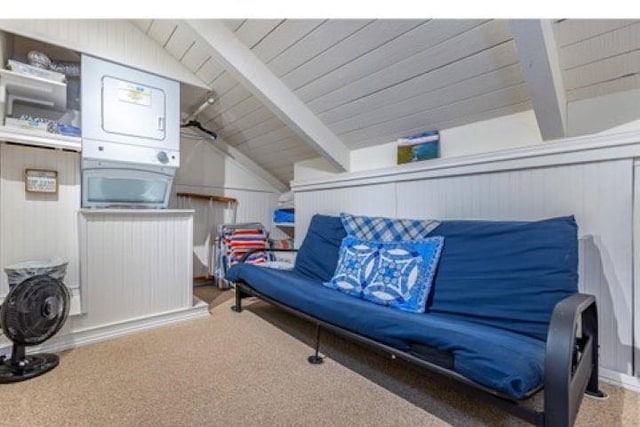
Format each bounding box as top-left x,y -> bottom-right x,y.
184,96 -> 215,123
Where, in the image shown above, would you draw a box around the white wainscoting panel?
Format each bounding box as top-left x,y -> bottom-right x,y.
77,210 -> 193,330
225,188 -> 279,226
295,183 -> 396,247
176,194 -> 228,278
396,161 -> 633,374
0,144 -> 80,296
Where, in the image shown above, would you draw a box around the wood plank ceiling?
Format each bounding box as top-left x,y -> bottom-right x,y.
131,19 -> 640,186
552,19 -> 640,102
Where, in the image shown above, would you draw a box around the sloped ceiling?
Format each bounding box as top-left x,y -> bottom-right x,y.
131,19 -> 640,187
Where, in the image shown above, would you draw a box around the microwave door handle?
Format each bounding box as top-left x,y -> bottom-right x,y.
158,117 -> 165,131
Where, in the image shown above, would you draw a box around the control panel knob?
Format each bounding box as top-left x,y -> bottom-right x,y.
157,151 -> 169,164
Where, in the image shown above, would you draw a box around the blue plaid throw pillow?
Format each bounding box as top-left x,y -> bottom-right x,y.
340,213 -> 440,241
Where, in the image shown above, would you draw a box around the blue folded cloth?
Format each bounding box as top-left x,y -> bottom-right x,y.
273,209 -> 294,224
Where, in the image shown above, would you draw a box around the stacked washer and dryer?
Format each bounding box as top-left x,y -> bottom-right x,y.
81,55 -> 180,208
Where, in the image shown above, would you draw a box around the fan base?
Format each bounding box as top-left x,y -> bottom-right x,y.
0,353 -> 59,383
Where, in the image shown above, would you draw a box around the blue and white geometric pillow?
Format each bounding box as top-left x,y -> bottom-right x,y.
323,235 -> 445,313
322,236 -> 377,297
340,213 -> 440,242
360,237 -> 444,313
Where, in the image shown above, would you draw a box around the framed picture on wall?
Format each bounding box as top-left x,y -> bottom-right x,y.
397,131 -> 440,164
25,169 -> 58,194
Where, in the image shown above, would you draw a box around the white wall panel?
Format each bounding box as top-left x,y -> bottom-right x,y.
0,144 -> 80,295
77,211 -> 193,329
224,188 -> 279,227
395,161 -> 633,374
176,196 -> 228,278
295,183 -> 396,247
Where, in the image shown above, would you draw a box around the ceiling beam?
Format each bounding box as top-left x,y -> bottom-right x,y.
509,19 -> 567,140
184,19 -> 350,172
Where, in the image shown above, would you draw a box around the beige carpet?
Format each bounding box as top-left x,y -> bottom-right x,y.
0,296 -> 637,426
192,281 -> 234,310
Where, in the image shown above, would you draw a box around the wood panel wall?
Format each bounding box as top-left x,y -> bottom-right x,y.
76,211 -> 193,330
0,144 -> 80,295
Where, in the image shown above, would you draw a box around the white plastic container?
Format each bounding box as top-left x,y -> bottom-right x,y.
4,258 -> 68,289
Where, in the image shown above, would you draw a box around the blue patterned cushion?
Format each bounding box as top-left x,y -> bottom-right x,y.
340,213 -> 440,241
323,236 -> 445,313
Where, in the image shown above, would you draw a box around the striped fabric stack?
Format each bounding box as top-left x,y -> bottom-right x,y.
224,228 -> 268,267
213,223 -> 270,289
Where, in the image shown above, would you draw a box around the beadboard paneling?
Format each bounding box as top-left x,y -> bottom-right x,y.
174,184 -> 281,276
176,195 -> 229,278
0,144 -> 80,295
224,188 -> 279,227
295,183 -> 396,247
395,161 -> 633,374
77,211 -> 193,329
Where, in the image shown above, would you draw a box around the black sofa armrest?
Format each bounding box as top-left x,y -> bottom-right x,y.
238,248 -> 298,263
544,293 -> 604,426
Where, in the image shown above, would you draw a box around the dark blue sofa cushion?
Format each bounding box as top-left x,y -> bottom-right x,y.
294,214 -> 347,282
225,264 -> 545,400
428,216 -> 578,342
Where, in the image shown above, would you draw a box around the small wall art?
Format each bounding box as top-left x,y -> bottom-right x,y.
397,131 -> 439,165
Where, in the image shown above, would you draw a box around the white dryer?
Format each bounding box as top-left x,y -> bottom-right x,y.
81,55 -> 180,208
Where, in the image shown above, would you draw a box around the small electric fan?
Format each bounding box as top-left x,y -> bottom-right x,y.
0,275 -> 70,383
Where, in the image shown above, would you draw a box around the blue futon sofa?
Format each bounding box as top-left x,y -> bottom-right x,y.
226,214 -> 604,426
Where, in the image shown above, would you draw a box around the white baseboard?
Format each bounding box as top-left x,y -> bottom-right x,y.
600,368 -> 640,393
1,304 -> 210,356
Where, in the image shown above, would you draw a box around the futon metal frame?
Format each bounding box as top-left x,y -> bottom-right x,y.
231,248 -> 605,426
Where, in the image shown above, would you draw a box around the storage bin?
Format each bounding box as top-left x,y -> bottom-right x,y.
4,258 -> 68,290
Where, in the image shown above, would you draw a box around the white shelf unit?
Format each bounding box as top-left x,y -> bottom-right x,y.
0,68 -> 80,151
0,68 -> 67,114
0,126 -> 81,151
274,222 -> 295,228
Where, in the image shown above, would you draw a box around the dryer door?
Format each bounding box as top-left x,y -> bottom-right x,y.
102,76 -> 166,141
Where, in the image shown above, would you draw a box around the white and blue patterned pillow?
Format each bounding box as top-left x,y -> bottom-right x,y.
340,213 -> 440,242
323,235 -> 445,313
